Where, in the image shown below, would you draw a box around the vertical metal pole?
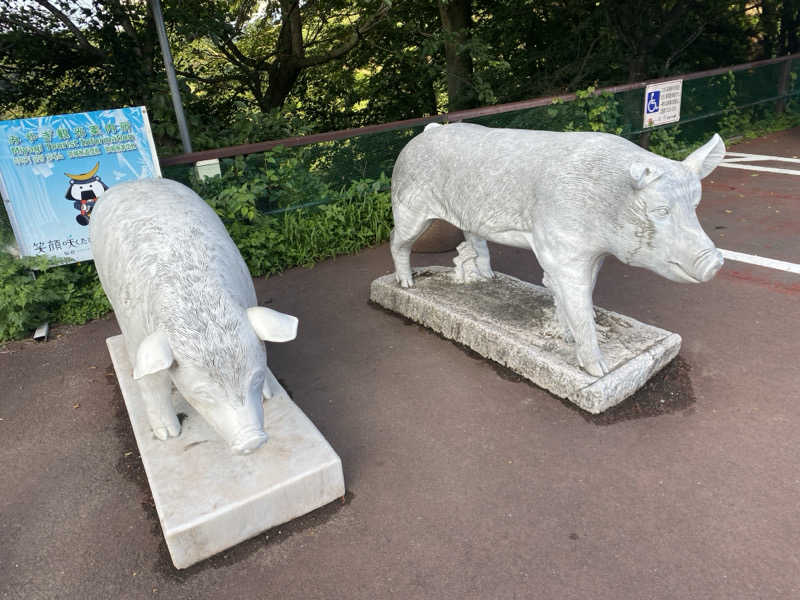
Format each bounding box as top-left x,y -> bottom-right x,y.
150,0 -> 192,153
776,57 -> 793,114
29,270 -> 49,341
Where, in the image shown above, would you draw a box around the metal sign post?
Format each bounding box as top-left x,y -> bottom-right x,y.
150,0 -> 192,154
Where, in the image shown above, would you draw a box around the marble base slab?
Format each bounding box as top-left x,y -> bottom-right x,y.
370,267 -> 681,414
106,335 -> 345,569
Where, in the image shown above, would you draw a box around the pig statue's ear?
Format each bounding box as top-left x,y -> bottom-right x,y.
629,163 -> 663,190
683,133 -> 725,179
133,330 -> 174,379
247,306 -> 298,342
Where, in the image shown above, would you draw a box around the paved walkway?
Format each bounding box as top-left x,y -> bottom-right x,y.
1,128 -> 799,599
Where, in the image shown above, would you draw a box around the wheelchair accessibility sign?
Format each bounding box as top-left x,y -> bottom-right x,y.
643,79 -> 682,128
646,91 -> 661,114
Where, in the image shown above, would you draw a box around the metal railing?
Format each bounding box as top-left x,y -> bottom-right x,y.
160,53 -> 800,168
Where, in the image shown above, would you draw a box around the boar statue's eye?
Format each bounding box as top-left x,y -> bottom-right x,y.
652,206 -> 670,218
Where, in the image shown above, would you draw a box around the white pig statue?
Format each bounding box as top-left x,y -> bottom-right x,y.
90,178 -> 297,454
390,123 -> 725,377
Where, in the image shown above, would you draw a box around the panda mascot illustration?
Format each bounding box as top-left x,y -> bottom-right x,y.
64,162 -> 108,225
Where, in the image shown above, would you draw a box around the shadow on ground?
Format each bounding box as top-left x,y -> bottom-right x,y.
369,300 -> 696,426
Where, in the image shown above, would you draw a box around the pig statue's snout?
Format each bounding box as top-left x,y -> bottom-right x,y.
694,246 -> 724,282
231,428 -> 268,455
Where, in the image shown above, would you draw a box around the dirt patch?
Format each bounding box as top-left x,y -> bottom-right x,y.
369,299 -> 695,423
475,345 -> 695,424
561,356 -> 695,425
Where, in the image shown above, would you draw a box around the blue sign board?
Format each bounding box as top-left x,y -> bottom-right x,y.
0,106 -> 161,262
645,90 -> 660,114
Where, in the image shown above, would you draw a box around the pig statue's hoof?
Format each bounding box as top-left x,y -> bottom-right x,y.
578,349 -> 609,378
583,360 -> 608,378
231,430 -> 268,455
395,271 -> 414,288
153,422 -> 181,441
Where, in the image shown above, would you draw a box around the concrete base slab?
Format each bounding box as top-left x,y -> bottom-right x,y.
370,267 -> 681,413
106,335 -> 345,569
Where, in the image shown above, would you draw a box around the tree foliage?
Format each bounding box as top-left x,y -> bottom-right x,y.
170,0 -> 391,113
1,0 -> 159,115
1,0 -> 799,148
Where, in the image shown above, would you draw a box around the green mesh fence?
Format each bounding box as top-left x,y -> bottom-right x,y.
174,58 -> 800,216
466,60 -> 800,146
161,125 -> 427,214
161,125 -> 424,215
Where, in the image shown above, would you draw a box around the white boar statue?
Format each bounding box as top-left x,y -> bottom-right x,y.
390,123 -> 725,377
91,178 -> 297,455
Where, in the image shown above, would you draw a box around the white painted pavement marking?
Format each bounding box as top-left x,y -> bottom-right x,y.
719,156 -> 769,163
717,163 -> 800,175
719,151 -> 800,175
709,153 -> 800,275
724,151 -> 800,163
720,249 -> 800,275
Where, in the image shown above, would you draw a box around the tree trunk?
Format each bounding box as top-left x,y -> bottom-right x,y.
628,54 -> 651,148
627,54 -> 648,83
258,0 -> 389,111
776,58 -> 792,113
260,0 -> 304,110
425,77 -> 438,115
438,0 -> 477,112
265,64 -> 302,110
781,0 -> 800,54
761,0 -> 779,57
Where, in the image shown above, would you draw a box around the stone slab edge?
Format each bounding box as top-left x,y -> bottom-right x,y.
106,335 -> 345,569
370,268 -> 681,414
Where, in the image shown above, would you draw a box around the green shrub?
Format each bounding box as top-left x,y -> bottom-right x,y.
0,254 -> 110,341
195,146 -> 333,216
211,174 -> 391,277
559,87 -> 626,135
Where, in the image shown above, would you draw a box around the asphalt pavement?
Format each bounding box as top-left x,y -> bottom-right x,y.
1,128 -> 799,600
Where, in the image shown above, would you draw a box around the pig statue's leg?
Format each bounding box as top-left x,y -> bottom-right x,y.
546,255 -> 605,345
526,233 -> 608,377
543,271 -> 573,343
546,273 -> 608,377
136,371 -> 180,440
464,232 -> 494,279
390,210 -> 434,287
589,256 -> 605,319
261,367 -> 287,401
